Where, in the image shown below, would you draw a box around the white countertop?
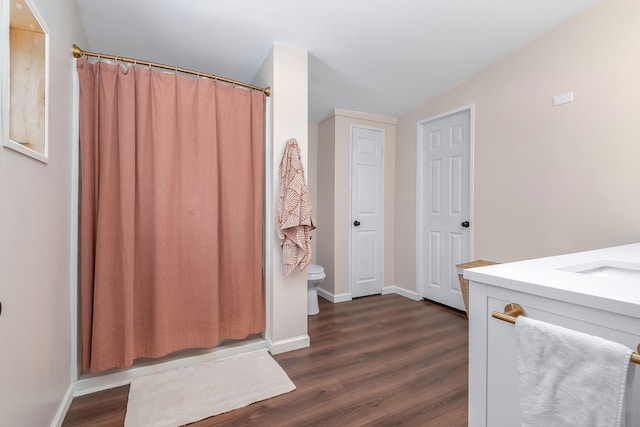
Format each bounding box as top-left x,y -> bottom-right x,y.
463,243 -> 640,318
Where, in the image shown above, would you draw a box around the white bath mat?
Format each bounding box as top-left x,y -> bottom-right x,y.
124,350 -> 296,427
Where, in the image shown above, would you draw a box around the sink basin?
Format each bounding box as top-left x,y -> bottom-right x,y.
579,266 -> 640,280
560,260 -> 640,281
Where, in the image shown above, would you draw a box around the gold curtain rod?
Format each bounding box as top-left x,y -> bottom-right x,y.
72,44 -> 271,97
492,303 -> 640,365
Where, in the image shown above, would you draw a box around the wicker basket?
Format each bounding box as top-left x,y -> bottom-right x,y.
456,260 -> 500,318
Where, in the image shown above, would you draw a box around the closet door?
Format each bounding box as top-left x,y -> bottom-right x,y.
350,125 -> 384,298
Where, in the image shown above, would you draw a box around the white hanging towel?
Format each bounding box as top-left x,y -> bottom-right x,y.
515,316 -> 633,427
277,138 -> 316,275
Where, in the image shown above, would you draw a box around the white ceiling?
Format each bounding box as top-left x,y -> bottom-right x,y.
75,0 -> 599,123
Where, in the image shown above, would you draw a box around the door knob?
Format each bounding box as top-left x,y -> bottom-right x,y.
461,221 -> 470,228
353,220 -> 361,226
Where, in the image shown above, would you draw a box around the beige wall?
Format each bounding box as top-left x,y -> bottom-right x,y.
308,121 -> 318,264
316,116 -> 337,293
317,110 -> 396,297
254,43 -> 310,353
0,0 -> 88,424
395,0 -> 640,292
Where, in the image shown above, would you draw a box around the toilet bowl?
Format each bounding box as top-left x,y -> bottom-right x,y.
307,264 -> 326,315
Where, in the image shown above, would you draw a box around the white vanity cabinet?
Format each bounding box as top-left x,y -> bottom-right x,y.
465,244 -> 640,427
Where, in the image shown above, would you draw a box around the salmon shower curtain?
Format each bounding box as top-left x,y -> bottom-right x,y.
77,59 -> 265,372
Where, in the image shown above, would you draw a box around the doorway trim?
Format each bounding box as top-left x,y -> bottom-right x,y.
349,123 -> 385,298
416,104 -> 475,301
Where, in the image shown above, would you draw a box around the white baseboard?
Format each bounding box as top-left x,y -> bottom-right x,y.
50,383 -> 74,427
382,286 -> 420,301
318,286 -> 418,303
73,338 -> 268,397
317,287 -> 352,303
268,334 -> 310,355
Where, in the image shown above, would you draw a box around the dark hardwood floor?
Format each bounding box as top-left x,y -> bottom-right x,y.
63,294 -> 469,426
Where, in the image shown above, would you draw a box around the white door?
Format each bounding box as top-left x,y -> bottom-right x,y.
419,109 -> 471,310
350,125 -> 384,298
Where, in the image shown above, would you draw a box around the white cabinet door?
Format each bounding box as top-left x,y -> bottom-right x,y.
469,285 -> 640,426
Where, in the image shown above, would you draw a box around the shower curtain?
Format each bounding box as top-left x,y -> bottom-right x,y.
77,59 -> 265,373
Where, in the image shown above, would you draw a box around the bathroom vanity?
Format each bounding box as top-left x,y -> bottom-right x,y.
465,243 -> 640,426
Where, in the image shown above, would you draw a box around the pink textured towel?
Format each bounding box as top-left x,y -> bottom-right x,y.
277,138 -> 316,275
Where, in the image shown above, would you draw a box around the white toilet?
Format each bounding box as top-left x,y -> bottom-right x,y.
307,264 -> 326,315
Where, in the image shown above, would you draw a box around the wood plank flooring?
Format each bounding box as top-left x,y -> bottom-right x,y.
63,294 -> 468,426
